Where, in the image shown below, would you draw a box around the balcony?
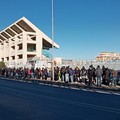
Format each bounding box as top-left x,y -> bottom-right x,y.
11,41 -> 15,46
11,51 -> 15,56
10,60 -> 15,65
17,49 -> 23,54
27,48 -> 36,52
42,49 -> 52,59
27,57 -> 33,62
17,59 -> 23,63
27,44 -> 36,52
5,52 -> 9,56
17,39 -> 23,44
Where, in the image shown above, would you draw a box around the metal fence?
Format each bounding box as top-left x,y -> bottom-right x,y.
62,59 -> 120,70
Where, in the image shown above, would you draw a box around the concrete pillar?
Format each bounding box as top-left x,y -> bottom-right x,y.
8,38 -> 12,67
15,35 -> 18,68
0,43 -> 4,61
22,32 -> 27,64
0,43 -> 1,60
36,34 -> 42,60
3,41 -> 6,62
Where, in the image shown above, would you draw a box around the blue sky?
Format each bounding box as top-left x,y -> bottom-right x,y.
0,0 -> 120,60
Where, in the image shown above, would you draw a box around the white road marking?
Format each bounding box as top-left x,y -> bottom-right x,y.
1,77 -> 120,96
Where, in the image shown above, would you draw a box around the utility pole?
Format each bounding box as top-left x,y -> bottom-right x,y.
52,0 -> 54,81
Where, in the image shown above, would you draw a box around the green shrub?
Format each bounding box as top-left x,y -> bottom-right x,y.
0,61 -> 6,68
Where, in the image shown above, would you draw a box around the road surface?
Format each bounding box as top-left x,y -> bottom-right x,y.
0,78 -> 120,120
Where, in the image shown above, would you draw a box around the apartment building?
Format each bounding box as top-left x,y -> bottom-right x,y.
96,52 -> 120,61
0,17 -> 59,67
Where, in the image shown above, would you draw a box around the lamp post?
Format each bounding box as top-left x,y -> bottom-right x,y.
52,0 -> 54,81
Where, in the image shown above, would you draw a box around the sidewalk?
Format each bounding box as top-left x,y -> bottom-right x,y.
29,79 -> 120,92
1,76 -> 120,92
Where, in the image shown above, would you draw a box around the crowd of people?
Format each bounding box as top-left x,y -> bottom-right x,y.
0,65 -> 119,87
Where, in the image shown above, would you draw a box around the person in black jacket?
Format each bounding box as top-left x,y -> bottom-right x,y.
87,65 -> 94,86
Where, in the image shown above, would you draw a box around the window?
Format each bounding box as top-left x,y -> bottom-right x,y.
27,44 -> 36,52
18,54 -> 22,59
18,44 -> 22,50
11,56 -> 15,60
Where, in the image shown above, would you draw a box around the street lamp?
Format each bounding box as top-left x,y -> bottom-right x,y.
52,0 -> 54,81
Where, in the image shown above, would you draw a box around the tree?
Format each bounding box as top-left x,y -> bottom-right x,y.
0,61 -> 6,68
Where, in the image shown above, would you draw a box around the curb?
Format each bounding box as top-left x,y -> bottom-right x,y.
1,77 -> 120,92
29,79 -> 120,92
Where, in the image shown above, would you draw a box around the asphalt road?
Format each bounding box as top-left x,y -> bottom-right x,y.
0,78 -> 120,120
